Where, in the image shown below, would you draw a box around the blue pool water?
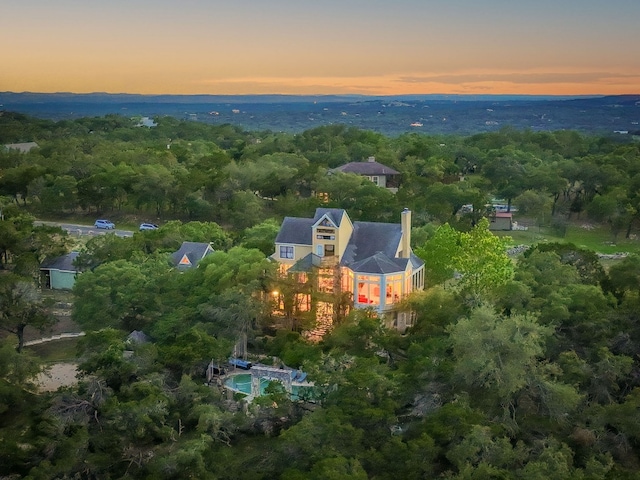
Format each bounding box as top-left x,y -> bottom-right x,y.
224,373 -> 315,400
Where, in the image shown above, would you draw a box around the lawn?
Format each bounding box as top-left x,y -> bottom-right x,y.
495,221 -> 640,256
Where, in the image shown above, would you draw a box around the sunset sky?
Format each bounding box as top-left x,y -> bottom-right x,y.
2,0 -> 639,96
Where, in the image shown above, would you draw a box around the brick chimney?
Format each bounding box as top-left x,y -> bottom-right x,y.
401,208 -> 411,258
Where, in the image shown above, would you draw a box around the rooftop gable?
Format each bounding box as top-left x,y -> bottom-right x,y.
171,241 -> 214,267
312,208 -> 346,227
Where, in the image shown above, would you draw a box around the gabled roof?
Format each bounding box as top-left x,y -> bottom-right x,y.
275,217 -> 315,245
171,241 -> 214,268
313,208 -> 345,227
275,208 -> 349,245
40,252 -> 80,272
331,160 -> 399,176
274,208 -> 425,275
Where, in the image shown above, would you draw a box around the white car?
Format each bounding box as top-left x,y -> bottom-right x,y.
94,219 -> 115,229
139,223 -> 159,231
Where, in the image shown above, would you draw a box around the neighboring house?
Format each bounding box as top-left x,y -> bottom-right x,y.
3,141 -> 39,153
40,252 -> 80,290
171,241 -> 214,269
272,208 -> 424,332
489,212 -> 513,231
330,156 -> 400,192
127,330 -> 151,345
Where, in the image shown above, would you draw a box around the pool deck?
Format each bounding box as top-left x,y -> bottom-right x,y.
220,367 -> 314,402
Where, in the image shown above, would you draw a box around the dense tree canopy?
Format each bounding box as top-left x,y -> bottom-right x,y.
3,113 -> 640,478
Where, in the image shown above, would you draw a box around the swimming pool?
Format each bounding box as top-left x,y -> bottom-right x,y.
224,374 -> 266,395
224,373 -> 316,400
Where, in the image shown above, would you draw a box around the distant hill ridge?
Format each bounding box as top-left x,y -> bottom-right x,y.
0,91 -> 615,104
1,92 -> 639,136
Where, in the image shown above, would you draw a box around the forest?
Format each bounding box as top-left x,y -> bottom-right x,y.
2,111 -> 640,478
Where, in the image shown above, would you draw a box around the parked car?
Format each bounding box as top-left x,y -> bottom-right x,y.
94,219 -> 115,229
139,223 -> 159,231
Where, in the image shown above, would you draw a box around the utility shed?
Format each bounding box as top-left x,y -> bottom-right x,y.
40,252 -> 80,290
488,212 -> 513,231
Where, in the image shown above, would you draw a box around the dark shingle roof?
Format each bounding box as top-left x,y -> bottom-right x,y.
40,252 -> 80,272
349,252 -> 408,274
409,252 -> 424,270
313,208 -> 345,226
127,330 -> 151,344
171,242 -> 213,267
332,161 -> 399,176
275,217 -> 315,245
289,253 -> 323,272
342,221 -> 402,265
274,208 -> 425,275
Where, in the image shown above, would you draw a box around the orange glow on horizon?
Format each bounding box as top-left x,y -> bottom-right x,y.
3,2 -> 639,97
4,70 -> 639,97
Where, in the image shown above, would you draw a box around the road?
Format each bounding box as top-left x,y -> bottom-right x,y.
36,221 -> 134,238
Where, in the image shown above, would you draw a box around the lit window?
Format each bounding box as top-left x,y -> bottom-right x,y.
357,275 -> 381,305
280,245 -> 294,259
385,274 -> 403,305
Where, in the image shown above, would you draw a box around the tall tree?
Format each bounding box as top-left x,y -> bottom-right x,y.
0,274 -> 55,352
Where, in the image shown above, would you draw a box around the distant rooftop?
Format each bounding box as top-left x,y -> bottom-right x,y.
331,157 -> 399,176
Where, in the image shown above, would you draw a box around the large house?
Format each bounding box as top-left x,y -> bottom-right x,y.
272,207 -> 424,333
330,156 -> 400,192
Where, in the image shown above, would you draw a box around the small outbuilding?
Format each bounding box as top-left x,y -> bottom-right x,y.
488,212 -> 513,231
40,252 -> 80,290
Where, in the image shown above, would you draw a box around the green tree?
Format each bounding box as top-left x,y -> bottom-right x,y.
414,223 -> 460,287
0,274 -> 55,352
239,219 -> 280,256
73,259 -> 168,332
456,218 -> 513,297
